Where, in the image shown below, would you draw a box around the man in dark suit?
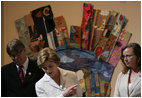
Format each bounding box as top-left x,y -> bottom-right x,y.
1,39 -> 44,97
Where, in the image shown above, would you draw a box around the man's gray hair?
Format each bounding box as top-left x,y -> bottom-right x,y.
6,39 -> 25,56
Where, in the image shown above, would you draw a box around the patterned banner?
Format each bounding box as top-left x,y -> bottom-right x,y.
70,26 -> 81,48
108,29 -> 132,66
99,34 -> 118,61
54,16 -> 70,47
81,3 -> 93,50
31,5 -> 55,48
89,10 -> 111,51
24,14 -> 45,53
15,17 -> 36,59
94,37 -> 108,58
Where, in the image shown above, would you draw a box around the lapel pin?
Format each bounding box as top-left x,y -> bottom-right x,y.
139,75 -> 141,77
28,72 -> 32,76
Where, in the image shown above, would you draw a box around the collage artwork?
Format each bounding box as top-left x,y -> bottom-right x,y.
15,3 -> 132,97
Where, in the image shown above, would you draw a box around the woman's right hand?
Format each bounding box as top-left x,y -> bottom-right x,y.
63,84 -> 78,97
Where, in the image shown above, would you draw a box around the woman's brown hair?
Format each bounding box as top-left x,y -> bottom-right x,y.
121,43 -> 141,74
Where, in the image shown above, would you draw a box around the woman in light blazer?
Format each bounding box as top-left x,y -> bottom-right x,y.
35,47 -> 82,97
114,43 -> 141,97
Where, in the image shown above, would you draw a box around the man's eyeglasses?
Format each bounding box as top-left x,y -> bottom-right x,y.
122,55 -> 133,59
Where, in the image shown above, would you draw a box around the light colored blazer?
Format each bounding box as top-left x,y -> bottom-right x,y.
35,67 -> 82,97
114,70 -> 141,97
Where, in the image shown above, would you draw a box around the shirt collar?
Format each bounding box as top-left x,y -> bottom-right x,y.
23,57 -> 29,71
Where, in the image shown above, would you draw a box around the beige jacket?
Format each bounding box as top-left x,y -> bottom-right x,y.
114,70 -> 141,97
35,67 -> 82,97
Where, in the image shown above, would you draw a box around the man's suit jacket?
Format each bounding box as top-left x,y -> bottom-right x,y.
35,67 -> 82,97
114,70 -> 141,97
1,59 -> 44,97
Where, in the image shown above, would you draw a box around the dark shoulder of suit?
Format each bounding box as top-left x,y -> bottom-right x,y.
1,59 -> 44,97
28,59 -> 44,83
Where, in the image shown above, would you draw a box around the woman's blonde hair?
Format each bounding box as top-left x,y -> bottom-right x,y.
37,47 -> 60,68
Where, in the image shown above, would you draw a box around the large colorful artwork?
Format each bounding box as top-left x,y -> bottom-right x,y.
15,3 -> 132,97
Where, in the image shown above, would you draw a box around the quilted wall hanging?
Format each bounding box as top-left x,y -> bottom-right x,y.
15,3 -> 132,97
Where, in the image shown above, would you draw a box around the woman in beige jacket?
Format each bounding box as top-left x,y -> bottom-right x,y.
114,43 -> 141,97
35,47 -> 82,97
